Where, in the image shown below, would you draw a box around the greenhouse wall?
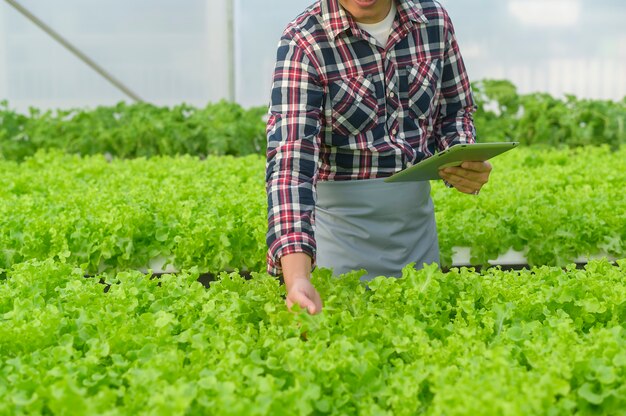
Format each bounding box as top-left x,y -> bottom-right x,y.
0,0 -> 624,111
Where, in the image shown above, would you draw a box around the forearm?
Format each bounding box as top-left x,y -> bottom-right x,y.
280,252 -> 312,289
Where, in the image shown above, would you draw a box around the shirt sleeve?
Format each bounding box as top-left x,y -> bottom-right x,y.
433,10 -> 477,151
265,34 -> 324,276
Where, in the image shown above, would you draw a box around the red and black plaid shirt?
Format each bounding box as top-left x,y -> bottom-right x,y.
266,0 -> 476,276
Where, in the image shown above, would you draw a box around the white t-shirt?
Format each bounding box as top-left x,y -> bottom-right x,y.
355,1 -> 397,48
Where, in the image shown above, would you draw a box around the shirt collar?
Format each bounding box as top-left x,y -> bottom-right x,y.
321,0 -> 429,41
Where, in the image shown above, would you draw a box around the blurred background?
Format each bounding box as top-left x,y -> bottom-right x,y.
0,0 -> 624,111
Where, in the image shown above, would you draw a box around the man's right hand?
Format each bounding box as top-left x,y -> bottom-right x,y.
281,253 -> 323,314
286,277 -> 322,315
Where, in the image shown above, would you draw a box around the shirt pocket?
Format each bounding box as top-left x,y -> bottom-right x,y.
329,74 -> 379,137
402,59 -> 442,121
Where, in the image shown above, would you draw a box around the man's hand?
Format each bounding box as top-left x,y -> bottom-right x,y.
281,252 -> 323,314
285,276 -> 323,315
439,161 -> 492,194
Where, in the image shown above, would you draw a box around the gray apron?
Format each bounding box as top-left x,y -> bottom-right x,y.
314,177 -> 439,281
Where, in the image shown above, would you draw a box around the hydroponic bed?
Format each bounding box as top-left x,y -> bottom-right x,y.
1,146 -> 624,275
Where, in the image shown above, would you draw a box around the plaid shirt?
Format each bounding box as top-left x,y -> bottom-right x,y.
266,0 -> 477,276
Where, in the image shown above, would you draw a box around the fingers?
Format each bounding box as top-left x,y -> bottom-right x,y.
309,288 -> 323,314
448,183 -> 476,194
439,160 -> 492,194
440,168 -> 484,183
440,171 -> 483,192
304,289 -> 322,314
460,161 -> 493,172
441,162 -> 491,180
287,290 -> 319,314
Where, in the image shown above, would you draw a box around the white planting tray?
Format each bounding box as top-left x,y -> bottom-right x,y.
451,246 -> 619,267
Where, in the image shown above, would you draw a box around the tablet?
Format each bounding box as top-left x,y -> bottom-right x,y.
384,142 -> 519,183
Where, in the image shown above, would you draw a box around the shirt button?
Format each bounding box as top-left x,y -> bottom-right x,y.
391,128 -> 397,135
388,91 -> 395,98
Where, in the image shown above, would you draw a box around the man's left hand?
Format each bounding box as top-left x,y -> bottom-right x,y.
438,161 -> 492,195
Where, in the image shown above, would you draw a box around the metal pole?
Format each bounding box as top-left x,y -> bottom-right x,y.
226,0 -> 235,102
3,0 -> 143,102
0,6 -> 7,98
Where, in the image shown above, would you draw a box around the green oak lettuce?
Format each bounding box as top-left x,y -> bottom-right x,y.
0,146 -> 624,273
1,258 -> 625,414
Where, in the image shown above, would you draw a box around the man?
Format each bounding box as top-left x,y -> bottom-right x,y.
266,0 -> 492,314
